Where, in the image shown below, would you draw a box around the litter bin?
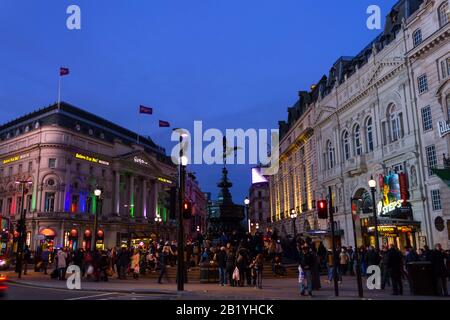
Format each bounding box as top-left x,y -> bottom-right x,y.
406,261 -> 435,296
199,262 -> 219,284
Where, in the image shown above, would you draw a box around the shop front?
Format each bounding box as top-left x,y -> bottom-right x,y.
38,228 -> 56,252
63,229 -> 78,251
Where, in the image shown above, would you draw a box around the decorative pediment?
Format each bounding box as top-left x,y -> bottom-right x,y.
314,106 -> 335,125
115,151 -> 162,173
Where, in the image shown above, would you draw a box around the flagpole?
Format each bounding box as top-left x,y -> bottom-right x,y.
57,75 -> 61,110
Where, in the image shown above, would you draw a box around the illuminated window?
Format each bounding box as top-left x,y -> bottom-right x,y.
71,195 -> 79,213
7,198 -> 12,215
438,1 -> 449,27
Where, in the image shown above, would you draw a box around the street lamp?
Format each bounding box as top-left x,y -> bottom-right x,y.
244,197 -> 250,233
92,187 -> 102,252
154,216 -> 162,223
368,175 -> 380,252
174,128 -> 188,292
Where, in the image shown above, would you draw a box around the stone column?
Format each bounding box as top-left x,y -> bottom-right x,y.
129,175 -> 134,218
114,171 -> 120,216
142,179 -> 147,219
149,180 -> 158,219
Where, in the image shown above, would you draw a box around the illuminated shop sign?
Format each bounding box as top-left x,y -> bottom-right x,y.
134,156 -> 149,166
368,225 -> 413,233
157,177 -> 173,184
377,199 -> 404,215
2,153 -> 30,165
75,153 -> 110,166
438,121 -> 450,138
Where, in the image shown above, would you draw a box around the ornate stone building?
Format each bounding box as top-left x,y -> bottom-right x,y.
268,90 -> 322,240
405,0 -> 450,247
0,102 -> 176,252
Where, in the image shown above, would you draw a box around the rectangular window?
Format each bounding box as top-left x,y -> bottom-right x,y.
413,29 -> 422,47
417,74 -> 428,94
421,106 -> 433,131
258,191 -> 262,198
18,164 -> 22,174
44,192 -> 55,212
431,189 -> 442,211
7,198 -> 12,215
16,196 -> 22,215
8,167 -> 12,176
393,163 -> 404,173
71,195 -> 79,213
28,161 -> 33,173
26,195 -> 32,213
441,58 -> 450,79
425,145 -> 437,176
48,158 -> 56,169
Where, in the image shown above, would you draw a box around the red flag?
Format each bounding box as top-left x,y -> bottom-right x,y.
60,67 -> 69,76
139,105 -> 153,114
159,120 -> 170,127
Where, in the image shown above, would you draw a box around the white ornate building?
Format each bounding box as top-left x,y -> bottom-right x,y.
405,0 -> 450,247
269,0 -> 450,250
0,102 -> 177,253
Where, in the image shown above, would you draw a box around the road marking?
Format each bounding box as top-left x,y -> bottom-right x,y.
66,292 -> 117,300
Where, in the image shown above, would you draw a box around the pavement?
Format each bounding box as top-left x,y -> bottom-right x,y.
2,268 -> 450,300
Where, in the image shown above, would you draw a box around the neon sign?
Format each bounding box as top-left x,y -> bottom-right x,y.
2,153 -> 30,165
377,199 -> 403,215
158,177 -> 172,184
134,156 -> 149,166
75,153 -> 109,166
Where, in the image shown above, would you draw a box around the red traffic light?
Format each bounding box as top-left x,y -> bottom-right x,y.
182,200 -> 193,219
317,200 -> 328,219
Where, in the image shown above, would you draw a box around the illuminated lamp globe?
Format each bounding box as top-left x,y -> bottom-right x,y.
94,188 -> 102,197
368,176 -> 376,189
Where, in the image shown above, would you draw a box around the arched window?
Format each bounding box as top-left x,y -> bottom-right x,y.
388,104 -> 403,142
327,140 -> 335,169
354,124 -> 362,156
366,117 -> 374,152
446,94 -> 450,121
342,131 -> 350,160
438,1 -> 449,27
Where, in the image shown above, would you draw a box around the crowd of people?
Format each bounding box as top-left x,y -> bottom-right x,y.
13,230 -> 450,297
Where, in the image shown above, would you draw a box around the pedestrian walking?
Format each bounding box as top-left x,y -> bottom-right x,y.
226,249 -> 236,286
299,245 -> 313,296
216,246 -> 227,286
131,249 -> 140,280
57,248 -> 68,280
339,247 -> 349,276
158,244 -> 170,284
380,245 -> 391,290
386,244 -> 403,295
430,243 -> 448,296
23,245 -> 31,275
253,253 -> 264,289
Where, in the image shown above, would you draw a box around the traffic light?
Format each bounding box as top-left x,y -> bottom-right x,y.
317,200 -> 328,219
182,199 -> 193,219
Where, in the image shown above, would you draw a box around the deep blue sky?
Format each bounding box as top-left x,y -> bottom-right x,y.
0,0 -> 395,202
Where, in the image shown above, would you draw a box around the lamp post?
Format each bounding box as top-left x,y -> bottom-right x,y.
244,197 -> 250,233
290,209 -> 297,238
92,187 -> 102,252
176,129 -> 188,291
368,176 -> 380,252
15,179 -> 32,279
350,197 -> 364,298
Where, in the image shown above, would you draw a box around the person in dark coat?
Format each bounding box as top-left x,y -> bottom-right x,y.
216,246 -> 227,286
430,243 -> 448,296
386,244 -> 403,295
299,245 -> 314,296
366,246 -> 379,268
226,249 -> 236,286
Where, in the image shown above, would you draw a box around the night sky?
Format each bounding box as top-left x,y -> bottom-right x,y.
0,0 -> 394,202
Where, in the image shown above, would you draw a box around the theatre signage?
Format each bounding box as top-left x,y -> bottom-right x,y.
134,156 -> 149,166
75,153 -> 110,166
438,121 -> 450,138
2,153 -> 30,165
